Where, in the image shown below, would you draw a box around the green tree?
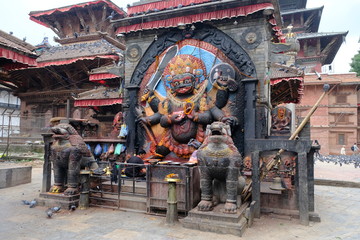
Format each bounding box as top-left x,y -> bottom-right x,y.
350,50 -> 360,76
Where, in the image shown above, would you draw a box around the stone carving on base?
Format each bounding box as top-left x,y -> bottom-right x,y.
196,121 -> 243,213
49,122 -> 97,195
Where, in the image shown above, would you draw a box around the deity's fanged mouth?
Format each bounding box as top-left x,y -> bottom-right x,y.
171,76 -> 194,90
211,130 -> 222,136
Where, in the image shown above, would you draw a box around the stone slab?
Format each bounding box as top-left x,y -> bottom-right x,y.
0,166 -> 32,189
182,203 -> 250,237
36,192 -> 80,209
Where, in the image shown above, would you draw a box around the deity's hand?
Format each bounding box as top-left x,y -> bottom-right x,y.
186,112 -> 198,122
137,116 -> 149,125
221,116 -> 239,126
170,111 -> 185,123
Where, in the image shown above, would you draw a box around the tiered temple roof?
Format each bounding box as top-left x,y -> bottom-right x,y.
0,30 -> 38,89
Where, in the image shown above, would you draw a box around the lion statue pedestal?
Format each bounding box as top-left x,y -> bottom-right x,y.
182,122 -> 253,236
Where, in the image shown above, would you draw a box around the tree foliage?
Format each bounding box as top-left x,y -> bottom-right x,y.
350,50 -> 360,76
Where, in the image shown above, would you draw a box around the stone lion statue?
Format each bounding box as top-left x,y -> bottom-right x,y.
49,122 -> 97,195
196,121 -> 243,213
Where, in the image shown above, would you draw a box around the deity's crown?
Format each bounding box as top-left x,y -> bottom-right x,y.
163,54 -> 206,77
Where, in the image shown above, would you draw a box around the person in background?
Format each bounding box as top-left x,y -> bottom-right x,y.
340,145 -> 346,155
125,149 -> 146,178
352,143 -> 359,155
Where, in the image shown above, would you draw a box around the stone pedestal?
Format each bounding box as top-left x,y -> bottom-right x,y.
182,202 -> 251,237
36,193 -> 79,209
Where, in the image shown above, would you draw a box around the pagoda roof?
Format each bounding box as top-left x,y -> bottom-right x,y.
114,1 -> 281,34
279,0 -> 307,12
74,86 -> 122,107
35,39 -> 122,66
297,32 -> 348,39
29,0 -> 127,41
269,62 -> 304,105
0,30 -> 38,74
127,0 -> 212,16
54,32 -> 125,50
281,6 -> 323,33
0,30 -> 36,55
29,0 -> 126,28
281,6 -> 322,15
297,31 -> 348,65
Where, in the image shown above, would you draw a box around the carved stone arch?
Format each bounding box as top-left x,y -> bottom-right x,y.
127,24 -> 256,156
130,24 -> 257,86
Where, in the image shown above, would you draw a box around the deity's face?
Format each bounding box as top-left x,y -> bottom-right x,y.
169,73 -> 196,95
278,108 -> 286,119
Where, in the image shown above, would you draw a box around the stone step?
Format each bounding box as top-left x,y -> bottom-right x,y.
36,192 -> 80,209
187,202 -> 248,223
181,215 -> 248,237
182,203 -> 251,237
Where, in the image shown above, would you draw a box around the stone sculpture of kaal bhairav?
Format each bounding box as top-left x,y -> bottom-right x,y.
196,121 -> 242,213
138,49 -> 240,161
138,54 -> 213,159
49,123 -> 97,195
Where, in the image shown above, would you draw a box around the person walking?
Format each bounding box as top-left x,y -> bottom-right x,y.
340,145 -> 346,155
351,143 -> 359,155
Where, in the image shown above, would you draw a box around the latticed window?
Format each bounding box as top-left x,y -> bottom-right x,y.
334,114 -> 349,124
338,133 -> 345,145
335,95 -> 347,104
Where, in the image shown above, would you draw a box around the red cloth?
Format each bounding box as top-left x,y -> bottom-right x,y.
117,3 -> 274,33
0,47 -> 37,68
74,98 -> 123,107
127,0 -> 212,15
36,55 -> 119,68
89,73 -> 119,81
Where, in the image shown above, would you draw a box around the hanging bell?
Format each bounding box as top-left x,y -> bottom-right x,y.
269,177 -> 286,191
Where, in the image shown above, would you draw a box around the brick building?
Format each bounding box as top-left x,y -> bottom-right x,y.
297,73 -> 359,155
278,0 -> 353,156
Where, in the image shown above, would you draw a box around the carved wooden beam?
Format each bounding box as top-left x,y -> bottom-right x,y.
34,72 -> 48,90
100,5 -> 107,31
45,67 -> 68,89
76,9 -> 87,33
62,68 -> 80,89
87,7 -> 98,31
54,20 -> 65,38
0,80 -> 18,90
79,62 -> 90,75
65,14 -> 74,34
10,70 -> 31,90
304,12 -> 315,31
321,37 -> 337,56
30,76 -> 42,89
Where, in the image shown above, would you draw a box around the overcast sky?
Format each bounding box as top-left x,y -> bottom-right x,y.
0,0 -> 359,73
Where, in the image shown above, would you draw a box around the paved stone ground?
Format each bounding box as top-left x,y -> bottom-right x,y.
0,162 -> 359,240
315,161 -> 360,182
